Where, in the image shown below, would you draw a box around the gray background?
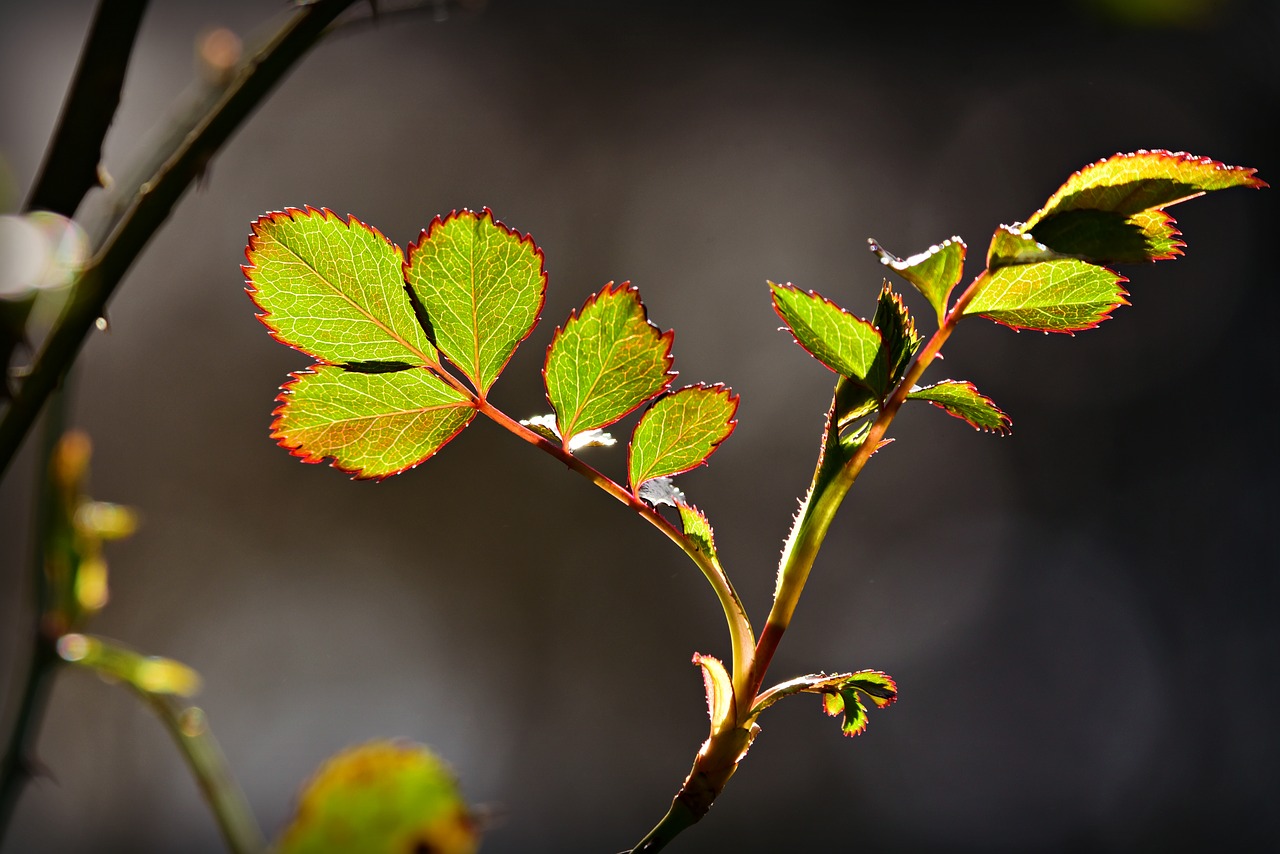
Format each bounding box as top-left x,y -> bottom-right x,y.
2,1 -> 1277,851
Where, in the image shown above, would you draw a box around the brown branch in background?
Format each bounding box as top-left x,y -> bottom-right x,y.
23,0 -> 150,218
0,0 -> 361,481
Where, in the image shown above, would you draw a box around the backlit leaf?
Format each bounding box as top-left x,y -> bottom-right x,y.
1024,150 -> 1265,229
677,501 -> 719,563
908,380 -> 1011,434
964,259 -> 1129,333
867,282 -> 920,396
1026,208 -> 1187,264
985,225 -> 1064,271
770,282 -> 882,388
544,282 -> 674,447
244,208 -> 436,367
637,476 -> 686,508
405,208 -> 547,396
869,237 -> 965,323
751,669 -> 897,738
272,365 -> 475,479
628,384 -> 739,493
693,653 -> 736,737
277,740 -> 478,854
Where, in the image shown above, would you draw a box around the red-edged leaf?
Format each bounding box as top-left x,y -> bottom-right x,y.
908,380 -> 1011,434
272,365 -> 476,480
544,282 -> 675,447
676,500 -> 719,563
404,208 -> 547,396
770,282 -> 883,388
964,259 -> 1129,333
693,652 -> 735,737
628,384 -> 739,493
869,237 -> 965,324
244,207 -> 436,367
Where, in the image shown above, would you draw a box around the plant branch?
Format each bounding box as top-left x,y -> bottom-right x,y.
23,0 -> 149,217
0,0 -> 361,482
750,271 -> 991,695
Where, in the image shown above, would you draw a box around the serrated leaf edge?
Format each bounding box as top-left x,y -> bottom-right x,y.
269,367 -> 477,482
974,264 -> 1131,335
403,206 -> 548,397
242,206 -> 435,366
908,380 -> 1012,435
628,383 -> 740,494
769,282 -> 883,380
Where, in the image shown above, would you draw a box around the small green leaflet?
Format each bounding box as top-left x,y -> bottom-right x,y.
244,208 -> 436,367
770,282 -> 882,388
405,208 -> 546,396
544,282 -> 674,448
1023,151 -> 1265,264
964,258 -> 1129,333
677,501 -> 719,563
985,225 -> 1063,271
628,385 -> 738,493
907,380 -> 1011,434
867,282 -> 920,396
273,365 -> 475,479
869,237 -> 965,324
751,670 -> 897,738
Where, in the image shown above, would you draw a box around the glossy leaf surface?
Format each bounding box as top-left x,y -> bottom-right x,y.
405,208 -> 546,395
244,208 -> 435,366
629,385 -> 738,493
985,225 -> 1063,271
770,283 -> 882,387
273,365 -> 475,479
869,237 -> 965,322
544,282 -> 674,446
964,259 -> 1129,332
908,380 -> 1011,434
277,740 -> 478,854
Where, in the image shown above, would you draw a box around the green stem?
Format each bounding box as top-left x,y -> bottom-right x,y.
0,0 -> 360,482
750,271 -> 990,696
137,695 -> 265,854
629,799 -> 700,853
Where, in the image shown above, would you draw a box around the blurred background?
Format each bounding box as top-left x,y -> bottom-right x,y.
1,0 -> 1277,851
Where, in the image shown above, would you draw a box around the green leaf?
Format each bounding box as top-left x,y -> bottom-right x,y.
770,282 -> 882,388
751,670 -> 897,738
277,740 -> 478,854
985,225 -> 1064,271
244,208 -> 436,367
405,208 -> 547,396
963,259 -> 1129,333
1024,150 -> 1265,229
677,501 -> 719,563
908,380 -> 1011,434
628,384 -> 739,493
693,652 -> 736,737
272,365 -> 476,479
58,633 -> 202,697
1022,151 -> 1264,264
869,237 -> 965,323
868,281 -> 921,395
544,282 -> 674,447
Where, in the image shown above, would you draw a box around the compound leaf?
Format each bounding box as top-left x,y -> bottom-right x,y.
1025,150 -> 1265,229
272,365 -> 476,479
544,282 -> 674,447
908,380 -> 1011,434
868,282 -> 921,396
770,282 -> 882,388
869,237 -> 965,323
964,259 -> 1129,333
277,740 -> 478,854
628,384 -> 739,493
405,208 -> 547,396
751,670 -> 897,738
244,208 -> 436,367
